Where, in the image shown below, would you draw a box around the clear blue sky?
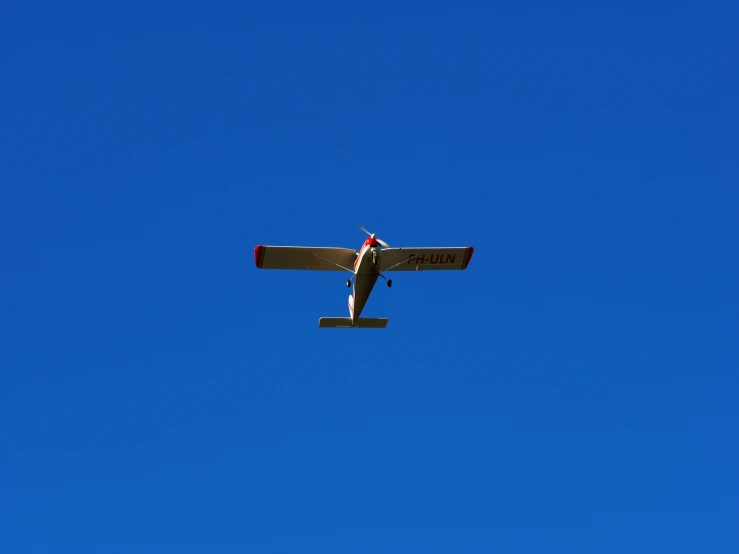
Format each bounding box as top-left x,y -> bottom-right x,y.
1,2 -> 737,552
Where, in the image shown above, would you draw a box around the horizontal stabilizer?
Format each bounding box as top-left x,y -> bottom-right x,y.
319,317 -> 388,329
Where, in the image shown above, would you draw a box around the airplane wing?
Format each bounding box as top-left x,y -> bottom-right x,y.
380,246 -> 474,271
254,245 -> 358,271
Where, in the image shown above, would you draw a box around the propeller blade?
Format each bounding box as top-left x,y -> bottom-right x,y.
359,225 -> 389,247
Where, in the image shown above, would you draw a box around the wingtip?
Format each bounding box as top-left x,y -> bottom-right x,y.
461,246 -> 474,269
254,245 -> 265,268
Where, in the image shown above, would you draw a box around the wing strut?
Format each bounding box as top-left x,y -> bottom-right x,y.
312,254 -> 355,274
383,257 -> 422,272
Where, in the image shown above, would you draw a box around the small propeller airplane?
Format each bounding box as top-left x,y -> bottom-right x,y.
254,226 -> 474,328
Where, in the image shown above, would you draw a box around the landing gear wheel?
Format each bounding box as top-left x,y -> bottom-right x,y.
387,279 -> 393,288
346,279 -> 352,288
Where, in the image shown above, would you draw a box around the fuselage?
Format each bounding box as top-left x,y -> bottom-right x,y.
349,236 -> 382,322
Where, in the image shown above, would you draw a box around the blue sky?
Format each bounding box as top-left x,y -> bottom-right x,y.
1,2 -> 737,552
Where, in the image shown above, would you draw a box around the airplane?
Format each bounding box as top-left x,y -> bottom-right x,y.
254,226 -> 474,328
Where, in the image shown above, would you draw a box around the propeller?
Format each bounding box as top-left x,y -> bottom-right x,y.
359,225 -> 390,248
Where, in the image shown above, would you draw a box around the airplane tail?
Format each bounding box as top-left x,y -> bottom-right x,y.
318,317 -> 388,328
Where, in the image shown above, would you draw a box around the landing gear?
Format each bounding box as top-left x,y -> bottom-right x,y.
346,279 -> 352,288
387,279 -> 393,288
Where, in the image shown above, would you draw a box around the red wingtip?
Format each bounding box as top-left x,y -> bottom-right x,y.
254,245 -> 265,268
461,246 -> 474,270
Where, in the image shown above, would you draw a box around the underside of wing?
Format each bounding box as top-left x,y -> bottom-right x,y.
380,246 -> 474,271
254,245 -> 357,271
